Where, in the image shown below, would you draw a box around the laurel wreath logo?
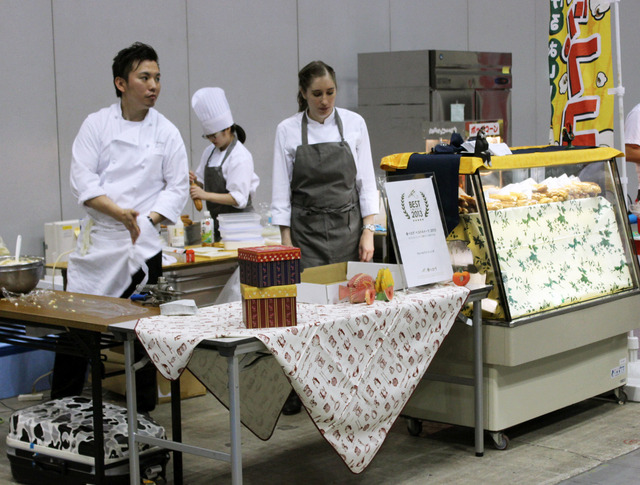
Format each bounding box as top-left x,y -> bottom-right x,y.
400,191 -> 430,220
401,193 -> 410,219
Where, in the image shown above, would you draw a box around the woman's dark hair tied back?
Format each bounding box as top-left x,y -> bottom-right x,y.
297,60 -> 337,112
231,124 -> 246,144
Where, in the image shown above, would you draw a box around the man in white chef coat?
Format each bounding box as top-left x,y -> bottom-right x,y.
51,42 -> 189,412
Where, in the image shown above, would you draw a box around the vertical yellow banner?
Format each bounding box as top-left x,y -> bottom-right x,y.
549,0 -> 614,147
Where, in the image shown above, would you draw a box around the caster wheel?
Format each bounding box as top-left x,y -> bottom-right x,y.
406,418 -> 422,436
615,389 -> 628,405
490,431 -> 510,450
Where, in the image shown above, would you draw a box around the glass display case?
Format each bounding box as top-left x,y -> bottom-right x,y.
452,146 -> 639,324
383,146 -> 640,448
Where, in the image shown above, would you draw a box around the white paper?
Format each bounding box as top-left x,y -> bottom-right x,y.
488,142 -> 512,156
384,178 -> 453,287
160,299 -> 198,316
450,103 -> 465,122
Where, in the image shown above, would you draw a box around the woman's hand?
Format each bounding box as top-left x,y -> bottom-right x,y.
280,226 -> 293,247
190,184 -> 206,201
189,170 -> 197,184
359,229 -> 374,262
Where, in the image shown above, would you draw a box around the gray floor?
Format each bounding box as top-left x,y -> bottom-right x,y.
0,389 -> 639,485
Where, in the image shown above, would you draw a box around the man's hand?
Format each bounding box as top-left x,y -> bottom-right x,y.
119,208 -> 141,243
84,195 -> 140,243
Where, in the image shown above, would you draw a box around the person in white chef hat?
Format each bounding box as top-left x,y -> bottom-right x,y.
190,87 -> 260,241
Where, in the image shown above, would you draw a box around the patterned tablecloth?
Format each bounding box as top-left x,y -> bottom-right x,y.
135,284 -> 469,473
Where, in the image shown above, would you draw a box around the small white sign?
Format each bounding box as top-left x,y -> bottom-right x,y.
450,103 -> 465,122
384,178 -> 453,288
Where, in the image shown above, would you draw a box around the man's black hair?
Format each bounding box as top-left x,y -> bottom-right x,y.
112,42 -> 158,98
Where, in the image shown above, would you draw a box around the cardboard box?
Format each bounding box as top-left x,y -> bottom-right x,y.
238,245 -> 301,287
99,348 -> 206,403
297,261 -> 406,304
241,283 -> 297,328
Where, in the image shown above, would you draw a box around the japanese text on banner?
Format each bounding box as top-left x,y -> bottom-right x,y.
549,0 -> 614,147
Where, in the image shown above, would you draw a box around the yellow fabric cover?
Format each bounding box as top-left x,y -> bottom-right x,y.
380,146 -> 623,174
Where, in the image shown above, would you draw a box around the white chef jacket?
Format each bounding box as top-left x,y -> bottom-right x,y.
194,139 -> 259,208
624,102 -> 640,185
71,103 -> 189,225
67,102 -> 189,296
270,107 -> 378,227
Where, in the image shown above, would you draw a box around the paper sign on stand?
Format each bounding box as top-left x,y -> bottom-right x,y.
384,177 -> 453,287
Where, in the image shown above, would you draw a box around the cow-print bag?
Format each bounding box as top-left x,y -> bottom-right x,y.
8,396 -> 165,461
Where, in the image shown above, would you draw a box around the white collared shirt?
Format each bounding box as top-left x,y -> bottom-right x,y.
270,107 -> 378,226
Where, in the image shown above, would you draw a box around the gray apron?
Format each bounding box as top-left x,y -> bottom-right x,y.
204,137 -> 252,241
290,111 -> 361,269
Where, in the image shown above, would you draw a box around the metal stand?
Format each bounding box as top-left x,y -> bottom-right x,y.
472,293 -> 484,456
405,286 -> 490,456
122,332 -> 264,485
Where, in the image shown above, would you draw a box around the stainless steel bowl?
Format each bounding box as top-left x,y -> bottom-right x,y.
0,256 -> 45,294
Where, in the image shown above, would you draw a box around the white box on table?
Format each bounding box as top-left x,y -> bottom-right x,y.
297,261 -> 405,304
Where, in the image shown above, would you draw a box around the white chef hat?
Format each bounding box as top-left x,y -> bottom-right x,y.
191,87 -> 234,135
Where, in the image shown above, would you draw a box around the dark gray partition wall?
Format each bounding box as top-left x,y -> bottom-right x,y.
1,1 -> 638,257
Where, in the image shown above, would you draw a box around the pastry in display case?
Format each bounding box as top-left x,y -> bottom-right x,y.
382,146 -> 640,448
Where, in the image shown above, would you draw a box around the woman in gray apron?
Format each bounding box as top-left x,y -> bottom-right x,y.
190,87 -> 260,241
271,60 -> 379,270
271,61 -> 379,414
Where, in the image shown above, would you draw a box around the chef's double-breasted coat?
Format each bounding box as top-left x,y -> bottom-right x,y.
68,103 -> 189,297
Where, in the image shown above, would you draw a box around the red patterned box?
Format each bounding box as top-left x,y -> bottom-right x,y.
238,245 -> 301,288
241,284 -> 297,328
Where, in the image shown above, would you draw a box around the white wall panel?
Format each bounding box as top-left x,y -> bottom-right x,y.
389,0 -> 469,52
51,0 -> 189,221
0,2 -> 59,256
467,1 -> 538,147
298,0 -> 390,110
186,0 -> 298,208
617,2 -> 640,200
534,2 -> 552,146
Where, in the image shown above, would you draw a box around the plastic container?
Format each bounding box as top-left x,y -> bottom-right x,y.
217,212 -> 261,229
201,211 -> 214,246
223,239 -> 265,250
219,230 -> 265,241
169,218 -> 185,247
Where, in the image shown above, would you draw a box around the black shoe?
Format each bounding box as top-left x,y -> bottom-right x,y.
282,392 -> 302,415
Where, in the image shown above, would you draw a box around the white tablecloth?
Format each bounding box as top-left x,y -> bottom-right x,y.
135,284 -> 469,473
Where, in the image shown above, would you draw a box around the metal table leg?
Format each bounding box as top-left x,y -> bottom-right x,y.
228,352 -> 243,485
171,377 -> 183,485
473,298 -> 484,456
124,334 -> 140,485
88,333 -> 106,485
